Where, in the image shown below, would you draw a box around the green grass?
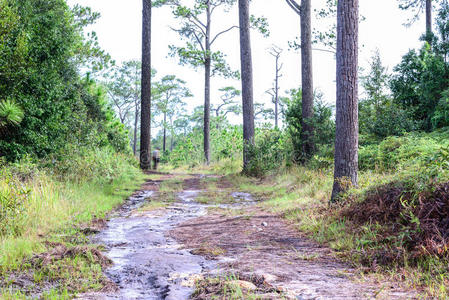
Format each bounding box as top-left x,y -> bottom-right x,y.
159,157 -> 242,176
159,178 -> 184,192
0,158 -> 146,298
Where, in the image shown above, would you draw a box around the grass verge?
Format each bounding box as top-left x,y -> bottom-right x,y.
0,156 -> 146,298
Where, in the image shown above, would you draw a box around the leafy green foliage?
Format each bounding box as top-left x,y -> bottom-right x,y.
0,0 -> 128,161
390,3 -> 449,132
391,45 -> 447,131
49,146 -> 138,184
249,15 -> 270,37
244,129 -> 291,177
359,129 -> 449,171
432,88 -> 449,128
285,89 -> 335,162
360,51 -> 418,139
167,125 -> 243,167
0,100 -> 24,127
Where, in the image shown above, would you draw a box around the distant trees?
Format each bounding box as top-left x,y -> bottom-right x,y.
254,102 -> 274,125
359,51 -> 417,138
267,46 -> 283,129
106,61 -> 142,155
154,75 -> 191,152
331,0 -> 359,201
212,87 -> 241,129
154,0 -> 240,165
238,0 -> 256,172
213,87 -> 241,118
390,2 -> 449,131
285,89 -> 334,162
140,0 -> 152,170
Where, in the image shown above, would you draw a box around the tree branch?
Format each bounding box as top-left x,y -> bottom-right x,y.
186,17 -> 207,36
189,13 -> 207,31
192,30 -> 205,52
313,47 -> 336,54
211,25 -> 239,45
285,0 -> 301,15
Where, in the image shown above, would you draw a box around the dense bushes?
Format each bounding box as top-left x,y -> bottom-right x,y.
389,3 -> 449,132
244,129 -> 291,177
285,89 -> 335,162
0,0 -> 126,161
358,129 -> 449,171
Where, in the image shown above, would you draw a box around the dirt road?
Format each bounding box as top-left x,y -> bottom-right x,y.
81,173 -> 415,300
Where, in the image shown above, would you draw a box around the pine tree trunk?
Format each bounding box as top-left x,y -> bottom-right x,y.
300,0 -> 314,160
140,0 -> 152,170
203,4 -> 211,165
163,111 -> 167,152
275,55 -> 279,129
170,118 -> 174,151
239,0 -> 255,172
331,0 -> 359,202
133,107 -> 139,155
426,0 -> 432,36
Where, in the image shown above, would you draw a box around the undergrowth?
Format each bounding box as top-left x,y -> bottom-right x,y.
0,148 -> 145,298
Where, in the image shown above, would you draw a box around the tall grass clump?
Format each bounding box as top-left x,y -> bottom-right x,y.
0,168 -> 28,237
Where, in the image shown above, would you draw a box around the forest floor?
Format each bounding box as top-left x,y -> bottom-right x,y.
75,172 -> 418,300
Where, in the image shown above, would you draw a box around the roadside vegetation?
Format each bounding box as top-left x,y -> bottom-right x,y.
0,0 -> 146,297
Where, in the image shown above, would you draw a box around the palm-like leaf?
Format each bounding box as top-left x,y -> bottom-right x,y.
0,100 -> 24,127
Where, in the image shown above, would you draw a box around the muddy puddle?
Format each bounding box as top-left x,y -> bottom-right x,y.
80,188 -> 250,300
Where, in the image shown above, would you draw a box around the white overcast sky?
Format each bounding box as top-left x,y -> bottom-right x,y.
68,0 -> 426,123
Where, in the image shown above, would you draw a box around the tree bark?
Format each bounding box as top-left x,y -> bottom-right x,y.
275,54 -> 279,129
426,0 -> 432,36
163,111 -> 167,152
203,3 -> 211,165
170,117 -> 174,151
140,0 -> 152,170
238,0 -> 255,172
133,106 -> 139,155
331,0 -> 359,202
300,0 -> 315,160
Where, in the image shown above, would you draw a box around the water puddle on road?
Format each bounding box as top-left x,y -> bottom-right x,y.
81,189 -> 216,300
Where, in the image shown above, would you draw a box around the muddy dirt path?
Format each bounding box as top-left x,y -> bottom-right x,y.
81,174 -> 415,300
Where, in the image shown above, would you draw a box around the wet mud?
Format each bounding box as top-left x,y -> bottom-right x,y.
81,189 -> 213,300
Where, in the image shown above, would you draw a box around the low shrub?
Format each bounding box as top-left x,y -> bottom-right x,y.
359,129 -> 449,171
48,146 -> 138,184
244,129 -> 291,177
